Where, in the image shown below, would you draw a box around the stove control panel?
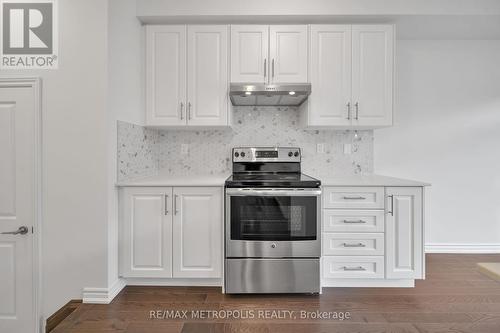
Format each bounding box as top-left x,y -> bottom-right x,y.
233,147 -> 301,162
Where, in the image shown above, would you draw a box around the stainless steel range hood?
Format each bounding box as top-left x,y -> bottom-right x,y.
229,83 -> 311,106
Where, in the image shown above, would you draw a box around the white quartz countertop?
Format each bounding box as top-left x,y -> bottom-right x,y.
117,173 -> 429,188
116,173 -> 230,187
318,174 -> 430,187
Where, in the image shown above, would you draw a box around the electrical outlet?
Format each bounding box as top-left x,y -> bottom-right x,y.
316,143 -> 325,154
181,144 -> 189,155
343,143 -> 352,155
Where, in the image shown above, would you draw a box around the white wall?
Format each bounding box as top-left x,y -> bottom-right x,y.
375,40 -> 500,247
1,0 -> 110,317
137,0 -> 500,17
107,0 -> 144,286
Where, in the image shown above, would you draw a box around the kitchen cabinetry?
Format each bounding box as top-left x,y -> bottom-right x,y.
172,187 -> 222,278
321,185 -> 424,287
230,25 -> 308,83
146,25 -> 229,128
120,186 -> 222,279
304,25 -> 393,128
385,187 -> 423,279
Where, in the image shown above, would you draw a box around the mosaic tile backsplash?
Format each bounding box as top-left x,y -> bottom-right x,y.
117,107 -> 374,182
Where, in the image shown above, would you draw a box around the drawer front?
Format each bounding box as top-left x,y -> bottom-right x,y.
323,187 -> 384,209
322,256 -> 384,279
323,233 -> 384,256
323,210 -> 384,232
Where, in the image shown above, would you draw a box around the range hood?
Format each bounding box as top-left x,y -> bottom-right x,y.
229,83 -> 311,106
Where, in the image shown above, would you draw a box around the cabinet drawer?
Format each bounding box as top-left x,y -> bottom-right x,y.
323,210 -> 384,232
322,256 -> 384,279
323,233 -> 384,255
323,187 -> 384,209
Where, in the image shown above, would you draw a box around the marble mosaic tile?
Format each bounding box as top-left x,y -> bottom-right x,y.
117,120 -> 159,182
117,107 -> 374,181
156,107 -> 374,178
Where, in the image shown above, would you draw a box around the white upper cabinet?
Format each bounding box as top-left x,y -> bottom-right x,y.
230,25 -> 308,84
269,25 -> 308,83
146,25 -> 229,128
308,25 -> 352,126
352,25 -> 393,127
385,187 -> 424,280
304,24 -> 394,128
230,25 -> 269,83
187,25 -> 229,126
146,26 -> 186,127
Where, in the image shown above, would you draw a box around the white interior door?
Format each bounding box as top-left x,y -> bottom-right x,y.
269,25 -> 308,83
145,25 -> 187,126
351,25 -> 393,127
187,25 -> 228,126
172,187 -> 222,278
308,25 -> 352,126
230,25 -> 269,83
0,83 -> 37,333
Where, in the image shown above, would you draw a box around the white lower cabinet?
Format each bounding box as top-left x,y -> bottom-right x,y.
321,185 -> 424,286
385,187 -> 424,279
120,186 -> 222,280
172,187 -> 222,278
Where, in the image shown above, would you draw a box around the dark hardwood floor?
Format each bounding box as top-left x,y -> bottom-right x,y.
52,254 -> 500,333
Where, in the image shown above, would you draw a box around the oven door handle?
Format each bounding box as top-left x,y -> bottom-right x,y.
225,188 -> 322,196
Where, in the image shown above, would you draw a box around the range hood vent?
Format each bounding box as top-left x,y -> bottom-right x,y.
229,83 -> 311,106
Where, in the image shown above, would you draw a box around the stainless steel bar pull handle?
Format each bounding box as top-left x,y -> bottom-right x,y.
164,195 -> 169,215
342,266 -> 366,271
264,58 -> 267,80
355,102 -> 359,120
347,102 -> 351,120
387,195 -> 394,216
343,219 -> 366,224
1,226 -> 29,235
343,242 -> 366,248
180,102 -> 184,120
272,59 -> 275,78
343,196 -> 366,200
174,195 -> 179,215
188,102 -> 192,120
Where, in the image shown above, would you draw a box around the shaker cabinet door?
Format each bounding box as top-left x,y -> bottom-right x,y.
385,187 -> 424,279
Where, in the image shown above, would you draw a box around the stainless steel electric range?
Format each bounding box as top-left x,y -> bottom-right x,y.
224,147 -> 321,294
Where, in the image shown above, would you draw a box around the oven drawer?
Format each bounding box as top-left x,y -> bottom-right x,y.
225,258 -> 320,293
322,256 -> 384,279
323,210 -> 385,232
323,187 -> 384,209
323,233 -> 384,255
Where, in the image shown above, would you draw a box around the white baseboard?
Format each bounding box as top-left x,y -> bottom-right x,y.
124,277 -> 222,286
322,279 -> 415,288
82,278 -> 126,304
425,243 -> 500,253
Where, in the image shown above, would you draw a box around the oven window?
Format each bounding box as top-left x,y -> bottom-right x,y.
230,196 -> 317,241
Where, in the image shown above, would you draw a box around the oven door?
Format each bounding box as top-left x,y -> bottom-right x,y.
225,188 -> 321,258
